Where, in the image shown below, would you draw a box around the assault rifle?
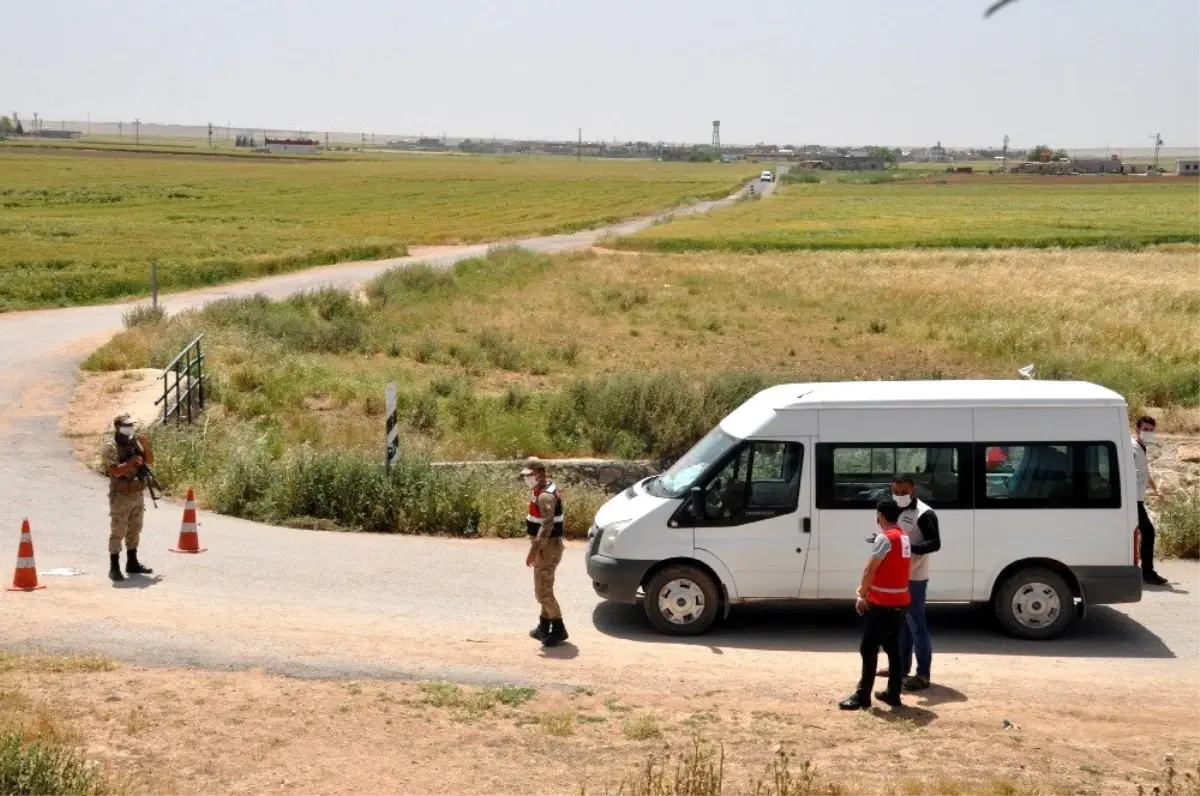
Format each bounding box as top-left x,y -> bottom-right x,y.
132,439 -> 163,508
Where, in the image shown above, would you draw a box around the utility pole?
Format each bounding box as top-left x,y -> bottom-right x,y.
118,121 -> 123,137
134,118 -> 141,146
1150,133 -> 1163,173
207,122 -> 213,149
1001,133 -> 1009,170
577,128 -> 582,162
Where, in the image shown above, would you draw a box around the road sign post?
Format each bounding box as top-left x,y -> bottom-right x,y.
385,382 -> 399,472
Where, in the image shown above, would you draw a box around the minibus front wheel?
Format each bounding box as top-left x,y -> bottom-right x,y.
643,565 -> 721,636
994,566 -> 1075,640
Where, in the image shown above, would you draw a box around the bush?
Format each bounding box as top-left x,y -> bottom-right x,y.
0,733 -> 108,796
1158,490 -> 1200,559
548,372 -> 770,465
121,303 -> 166,328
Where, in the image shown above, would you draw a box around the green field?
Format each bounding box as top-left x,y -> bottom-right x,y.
617,178 -> 1200,252
0,147 -> 754,311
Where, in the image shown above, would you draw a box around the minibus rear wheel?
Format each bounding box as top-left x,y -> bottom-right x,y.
644,565 -> 720,636
994,567 -> 1074,640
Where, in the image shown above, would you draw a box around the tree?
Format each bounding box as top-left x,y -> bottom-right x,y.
0,116 -> 13,137
869,146 -> 897,165
1028,144 -> 1053,162
14,118 -> 23,135
1052,148 -> 1069,161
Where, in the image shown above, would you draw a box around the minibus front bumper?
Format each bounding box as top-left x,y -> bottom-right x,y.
1074,565 -> 1143,605
587,553 -> 654,603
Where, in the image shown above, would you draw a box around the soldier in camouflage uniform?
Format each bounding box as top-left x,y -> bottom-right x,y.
522,457 -> 568,647
105,413 -> 155,582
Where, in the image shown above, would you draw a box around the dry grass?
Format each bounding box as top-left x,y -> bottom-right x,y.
0,661 -> 1192,795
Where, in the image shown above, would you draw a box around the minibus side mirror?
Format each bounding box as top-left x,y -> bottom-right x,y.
688,486 -> 704,520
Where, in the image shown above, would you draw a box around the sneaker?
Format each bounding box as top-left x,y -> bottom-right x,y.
873,690 -> 903,708
903,675 -> 931,692
838,693 -> 870,710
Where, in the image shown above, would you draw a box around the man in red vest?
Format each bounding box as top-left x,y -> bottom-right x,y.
839,499 -> 912,710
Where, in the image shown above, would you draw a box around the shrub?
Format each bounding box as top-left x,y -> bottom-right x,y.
1158,490 -> 1200,559
122,303 -> 166,328
0,733 -> 108,796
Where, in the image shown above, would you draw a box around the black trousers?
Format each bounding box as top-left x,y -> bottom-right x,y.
858,605 -> 906,699
1138,502 -> 1158,576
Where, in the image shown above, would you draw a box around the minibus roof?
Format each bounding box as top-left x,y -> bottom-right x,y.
721,380 -> 1126,437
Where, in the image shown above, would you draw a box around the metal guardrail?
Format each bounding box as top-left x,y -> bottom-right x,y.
153,334 -> 206,426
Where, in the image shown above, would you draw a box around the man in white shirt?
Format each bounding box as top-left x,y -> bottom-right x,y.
1133,416 -> 1168,586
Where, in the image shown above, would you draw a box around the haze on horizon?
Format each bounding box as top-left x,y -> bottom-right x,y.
8,0 -> 1199,149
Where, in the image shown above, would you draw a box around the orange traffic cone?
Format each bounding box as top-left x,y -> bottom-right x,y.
170,488 -> 206,554
8,519 -> 46,592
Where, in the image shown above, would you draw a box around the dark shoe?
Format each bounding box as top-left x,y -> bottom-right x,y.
874,690 -> 903,707
125,549 -> 153,576
108,554 -> 125,582
838,692 -> 870,710
903,675 -> 931,692
529,617 -> 551,641
542,619 -> 568,647
1143,573 -> 1169,586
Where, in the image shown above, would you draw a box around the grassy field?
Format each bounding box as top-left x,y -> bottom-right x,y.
84,245 -> 1199,534
617,178 -> 1200,252
0,147 -> 754,311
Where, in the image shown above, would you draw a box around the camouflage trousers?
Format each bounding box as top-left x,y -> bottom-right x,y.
109,488 -> 145,554
533,537 -> 564,620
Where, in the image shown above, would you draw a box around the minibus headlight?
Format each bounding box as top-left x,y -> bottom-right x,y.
600,520 -> 633,554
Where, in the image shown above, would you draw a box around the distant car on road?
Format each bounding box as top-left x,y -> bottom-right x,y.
759,170 -> 774,182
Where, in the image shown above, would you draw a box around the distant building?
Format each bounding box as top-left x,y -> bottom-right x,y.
910,141 -> 951,163
265,138 -> 319,155
34,129 -> 81,140
1014,158 -> 1123,175
721,153 -> 746,163
798,155 -> 888,171
1177,158 -> 1200,176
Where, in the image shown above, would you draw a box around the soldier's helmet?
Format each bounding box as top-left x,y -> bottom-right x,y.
113,412 -> 133,429
519,456 -> 546,477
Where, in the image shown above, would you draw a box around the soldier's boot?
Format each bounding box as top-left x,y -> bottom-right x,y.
125,549 -> 153,576
108,554 -> 125,582
542,619 -> 568,648
529,617 -> 551,641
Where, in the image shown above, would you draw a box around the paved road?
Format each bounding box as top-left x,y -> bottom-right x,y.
0,173 -> 1196,708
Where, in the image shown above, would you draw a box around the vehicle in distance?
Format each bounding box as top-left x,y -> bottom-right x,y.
585,380 -> 1141,641
759,170 -> 774,182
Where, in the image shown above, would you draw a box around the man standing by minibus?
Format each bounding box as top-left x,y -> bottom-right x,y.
876,474 -> 940,691
1133,417 -> 1169,586
840,499 -> 912,711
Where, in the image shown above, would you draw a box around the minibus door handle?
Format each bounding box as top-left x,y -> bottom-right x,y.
802,517 -> 811,534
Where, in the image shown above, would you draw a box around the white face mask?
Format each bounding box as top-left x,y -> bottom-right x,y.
1140,431 -> 1157,445
523,475 -> 539,488
892,493 -> 913,508
119,425 -> 135,438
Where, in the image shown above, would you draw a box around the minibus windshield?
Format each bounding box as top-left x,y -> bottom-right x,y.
647,427 -> 739,499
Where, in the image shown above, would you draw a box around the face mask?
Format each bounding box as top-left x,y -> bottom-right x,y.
892,493 -> 913,508
523,475 -> 539,488
1141,431 -> 1157,445
119,425 -> 135,438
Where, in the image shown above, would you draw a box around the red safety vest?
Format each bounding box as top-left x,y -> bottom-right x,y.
526,482 -> 564,538
867,525 -> 912,607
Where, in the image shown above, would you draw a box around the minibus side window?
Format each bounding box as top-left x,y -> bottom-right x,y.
816,443 -> 971,510
698,442 -> 803,525
974,442 -> 1120,509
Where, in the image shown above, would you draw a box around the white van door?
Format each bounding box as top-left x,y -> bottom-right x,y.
814,442 -> 975,599
693,439 -> 812,599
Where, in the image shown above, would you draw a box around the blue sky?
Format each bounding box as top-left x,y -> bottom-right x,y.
8,0 -> 1198,148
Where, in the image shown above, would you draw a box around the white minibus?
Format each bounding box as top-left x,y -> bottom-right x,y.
585,380 -> 1142,640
